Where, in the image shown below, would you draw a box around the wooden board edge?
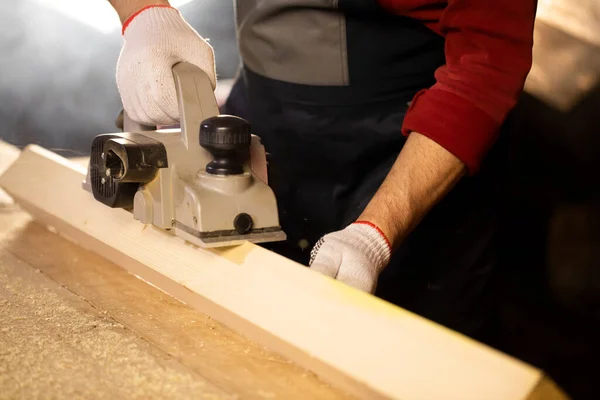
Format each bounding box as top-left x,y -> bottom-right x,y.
526,376 -> 571,400
0,144 -> 561,400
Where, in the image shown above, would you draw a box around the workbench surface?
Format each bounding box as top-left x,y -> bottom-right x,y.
0,208 -> 350,399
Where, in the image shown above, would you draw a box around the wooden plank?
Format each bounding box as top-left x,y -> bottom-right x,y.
0,209 -> 349,400
0,143 -> 567,400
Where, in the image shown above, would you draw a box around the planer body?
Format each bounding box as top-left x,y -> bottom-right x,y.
83,62 -> 286,248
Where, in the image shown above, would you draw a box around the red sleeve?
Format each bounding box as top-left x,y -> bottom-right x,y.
377,0 -> 537,174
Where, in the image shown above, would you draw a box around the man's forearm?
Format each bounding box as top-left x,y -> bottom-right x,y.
109,0 -> 171,23
358,132 -> 466,250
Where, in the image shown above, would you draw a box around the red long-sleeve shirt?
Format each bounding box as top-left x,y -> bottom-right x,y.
377,0 -> 537,174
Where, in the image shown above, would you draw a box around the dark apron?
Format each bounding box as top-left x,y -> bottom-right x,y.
223,1 -> 507,338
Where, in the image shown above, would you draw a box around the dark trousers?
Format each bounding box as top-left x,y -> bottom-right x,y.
224,68 -> 505,339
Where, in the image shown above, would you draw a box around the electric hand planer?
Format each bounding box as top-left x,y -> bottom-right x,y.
83,62 -> 286,248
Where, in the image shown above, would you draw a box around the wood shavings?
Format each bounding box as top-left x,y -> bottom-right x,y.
0,252 -> 233,400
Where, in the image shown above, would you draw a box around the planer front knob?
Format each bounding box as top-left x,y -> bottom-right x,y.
199,115 -> 251,176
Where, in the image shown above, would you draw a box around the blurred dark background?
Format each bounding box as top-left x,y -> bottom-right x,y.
0,0 -> 240,155
0,1 -> 598,398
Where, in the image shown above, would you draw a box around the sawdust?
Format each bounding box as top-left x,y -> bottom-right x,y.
0,252 -> 234,400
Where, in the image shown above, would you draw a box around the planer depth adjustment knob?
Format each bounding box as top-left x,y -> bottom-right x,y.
200,115 -> 251,176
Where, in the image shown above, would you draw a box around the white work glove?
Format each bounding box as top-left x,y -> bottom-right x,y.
309,222 -> 392,293
116,5 -> 217,126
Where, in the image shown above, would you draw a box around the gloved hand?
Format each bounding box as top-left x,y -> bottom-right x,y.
116,5 -> 217,126
309,222 -> 392,293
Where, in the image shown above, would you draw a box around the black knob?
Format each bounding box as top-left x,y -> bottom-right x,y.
200,115 -> 251,175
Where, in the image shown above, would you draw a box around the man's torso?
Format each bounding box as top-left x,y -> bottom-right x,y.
235,0 -> 445,94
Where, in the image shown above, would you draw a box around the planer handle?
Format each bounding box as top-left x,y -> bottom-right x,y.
119,62 -> 220,150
